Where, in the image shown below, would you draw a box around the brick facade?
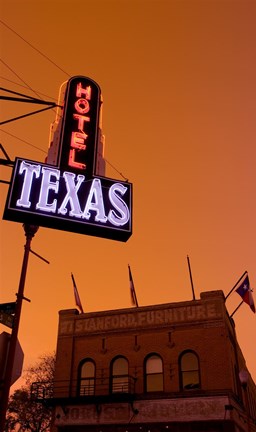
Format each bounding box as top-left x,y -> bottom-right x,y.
47,290 -> 256,431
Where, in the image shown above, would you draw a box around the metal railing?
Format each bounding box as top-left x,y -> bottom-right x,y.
31,374 -> 136,402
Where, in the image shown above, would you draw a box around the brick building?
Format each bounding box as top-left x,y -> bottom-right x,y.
35,290 -> 256,431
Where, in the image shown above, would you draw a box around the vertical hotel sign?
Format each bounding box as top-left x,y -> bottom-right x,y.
3,76 -> 132,241
58,77 -> 100,176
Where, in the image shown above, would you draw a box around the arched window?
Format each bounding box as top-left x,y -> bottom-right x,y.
79,359 -> 95,396
179,350 -> 200,390
111,356 -> 129,393
145,354 -> 163,392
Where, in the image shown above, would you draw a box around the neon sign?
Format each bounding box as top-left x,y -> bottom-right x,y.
4,158 -> 132,241
58,77 -> 101,177
3,76 -> 133,242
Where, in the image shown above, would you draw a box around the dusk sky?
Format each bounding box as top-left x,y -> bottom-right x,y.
1,0 -> 255,389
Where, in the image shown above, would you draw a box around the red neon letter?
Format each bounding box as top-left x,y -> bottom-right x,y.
76,84 -> 91,100
74,98 -> 90,114
68,131 -> 88,170
71,131 -> 87,150
67,84 -> 92,171
73,113 -> 90,130
69,149 -> 86,170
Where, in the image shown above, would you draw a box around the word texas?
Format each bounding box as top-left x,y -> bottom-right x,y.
4,158 -> 132,241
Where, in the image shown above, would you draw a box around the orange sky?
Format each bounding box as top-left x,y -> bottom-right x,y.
1,0 -> 255,390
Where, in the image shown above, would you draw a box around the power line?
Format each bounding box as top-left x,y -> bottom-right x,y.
0,21 -> 129,180
0,60 -> 60,119
0,59 -> 45,98
0,19 -> 71,78
0,76 -> 57,101
0,87 -> 60,125
0,129 -> 47,154
104,157 -> 129,181
0,87 -> 59,105
1,105 -> 58,126
0,58 -> 46,101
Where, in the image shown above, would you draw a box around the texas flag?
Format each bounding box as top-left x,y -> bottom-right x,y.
71,273 -> 84,314
236,274 -> 255,313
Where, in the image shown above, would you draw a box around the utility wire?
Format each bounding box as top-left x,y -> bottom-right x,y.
1,105 -> 57,126
0,129 -> 47,154
0,75 -> 56,101
0,127 -> 129,179
0,19 -> 71,78
0,58 -> 46,101
0,87 -> 59,106
104,157 -> 128,181
0,143 -> 11,161
0,87 -> 59,125
0,60 -> 60,119
0,21 -> 129,180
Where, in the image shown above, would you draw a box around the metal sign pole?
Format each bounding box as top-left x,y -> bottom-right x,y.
0,224 -> 38,432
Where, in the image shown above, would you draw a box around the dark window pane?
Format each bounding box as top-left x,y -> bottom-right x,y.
146,355 -> 163,392
146,355 -> 163,374
112,357 -> 129,393
81,361 -> 95,377
112,376 -> 129,393
180,351 -> 200,390
147,373 -> 164,391
182,371 -> 200,389
80,360 -> 95,396
113,358 -> 128,375
181,352 -> 198,371
80,378 -> 95,395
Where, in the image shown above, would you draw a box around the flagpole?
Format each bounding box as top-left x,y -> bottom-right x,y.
133,286 -> 139,308
230,300 -> 244,318
71,273 -> 84,313
225,271 -> 247,301
187,255 -> 196,301
128,264 -> 138,307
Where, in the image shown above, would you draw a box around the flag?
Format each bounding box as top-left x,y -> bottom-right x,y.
71,273 -> 84,313
236,274 -> 255,313
128,264 -> 138,307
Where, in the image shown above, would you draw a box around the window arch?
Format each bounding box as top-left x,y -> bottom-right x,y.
145,353 -> 164,392
179,350 -> 200,390
110,356 -> 129,393
78,359 -> 96,396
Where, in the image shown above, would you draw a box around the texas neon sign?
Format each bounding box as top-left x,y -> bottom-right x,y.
4,158 -> 132,240
3,76 -> 132,241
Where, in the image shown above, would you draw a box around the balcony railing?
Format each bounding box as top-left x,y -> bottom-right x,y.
31,374 -> 136,403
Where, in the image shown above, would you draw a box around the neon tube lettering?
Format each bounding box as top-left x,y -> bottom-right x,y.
74,98 -> 90,114
12,158 -> 131,236
69,149 -> 86,170
58,172 -> 84,217
108,183 -> 129,226
76,84 -> 91,100
36,167 -> 60,213
68,84 -> 92,171
73,114 -> 90,131
16,161 -> 41,208
83,178 -> 107,222
70,131 -> 87,150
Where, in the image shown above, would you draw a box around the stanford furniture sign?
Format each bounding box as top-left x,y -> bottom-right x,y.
3,76 -> 132,242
